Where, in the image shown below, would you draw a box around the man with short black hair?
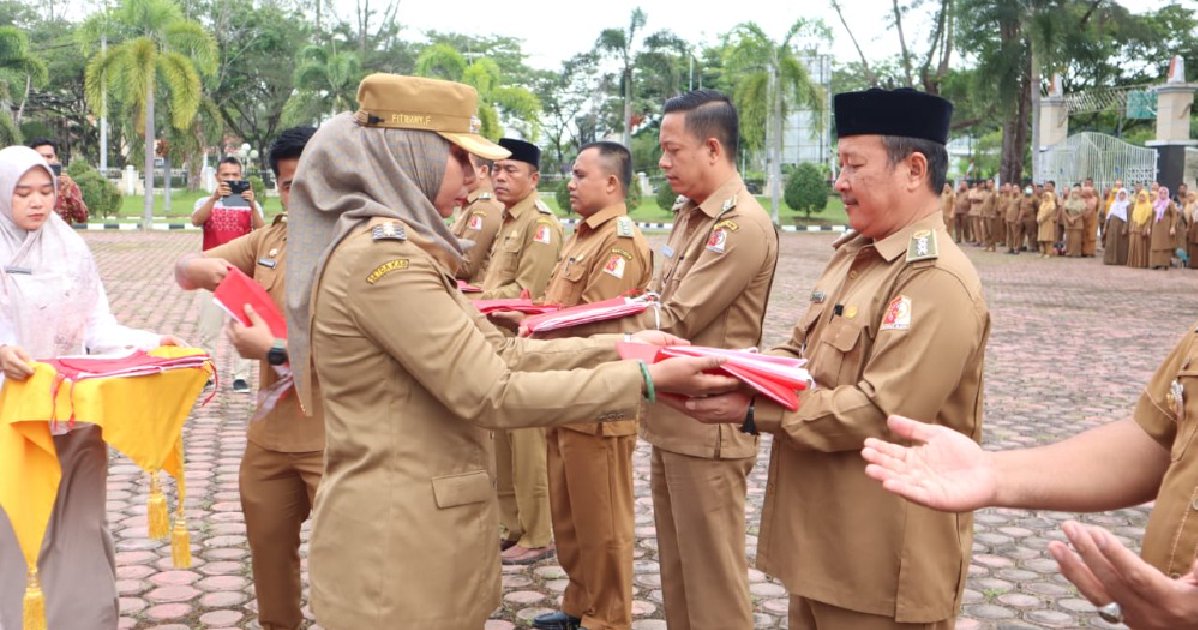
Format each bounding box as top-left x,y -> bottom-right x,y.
174,126 -> 321,630
29,137 -> 89,224
675,88 -> 989,630
451,153 -> 504,283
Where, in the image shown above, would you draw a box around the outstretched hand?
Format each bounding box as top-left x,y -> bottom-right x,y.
860,415 -> 997,513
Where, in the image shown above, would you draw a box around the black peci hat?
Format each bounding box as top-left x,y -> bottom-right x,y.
498,138 -> 541,169
833,88 -> 954,145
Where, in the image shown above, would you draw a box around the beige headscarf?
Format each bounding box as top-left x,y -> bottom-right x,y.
284,112 -> 461,409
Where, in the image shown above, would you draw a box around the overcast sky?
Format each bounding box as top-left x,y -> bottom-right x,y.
329,0 -> 1183,71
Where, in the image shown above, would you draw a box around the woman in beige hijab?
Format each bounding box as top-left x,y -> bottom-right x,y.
1148,186 -> 1178,269
1102,188 -> 1130,266
1037,190 -> 1058,258
283,75 -> 734,630
1062,186 -> 1086,257
1127,190 -> 1153,268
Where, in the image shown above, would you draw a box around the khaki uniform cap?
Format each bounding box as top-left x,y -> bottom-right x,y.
355,73 -> 510,161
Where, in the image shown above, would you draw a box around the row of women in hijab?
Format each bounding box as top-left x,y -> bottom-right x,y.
1101,186 -> 1198,269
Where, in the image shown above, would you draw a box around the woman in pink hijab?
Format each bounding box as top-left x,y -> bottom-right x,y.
1147,185 -> 1178,270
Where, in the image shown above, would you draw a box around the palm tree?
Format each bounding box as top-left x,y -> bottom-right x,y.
594,8 -> 686,149
0,26 -> 48,133
83,0 -> 216,229
283,40 -> 363,125
723,20 -> 827,224
413,46 -> 541,141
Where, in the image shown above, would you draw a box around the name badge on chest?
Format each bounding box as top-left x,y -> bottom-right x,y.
661,245 -> 674,259
257,258 -> 277,269
3,265 -> 31,275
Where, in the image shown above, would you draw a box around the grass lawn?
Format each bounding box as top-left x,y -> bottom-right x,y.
112,190 -> 847,226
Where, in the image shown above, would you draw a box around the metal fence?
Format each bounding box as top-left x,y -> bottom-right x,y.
1035,131 -> 1157,190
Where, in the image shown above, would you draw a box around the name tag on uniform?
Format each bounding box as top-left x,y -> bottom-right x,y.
257,258 -> 277,269
3,265 -> 30,275
661,245 -> 674,259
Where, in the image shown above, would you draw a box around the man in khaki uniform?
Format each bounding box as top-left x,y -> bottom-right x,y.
529,141 -> 652,630
1022,185 -> 1041,253
1004,185 -> 1024,254
173,126 -> 321,630
451,153 -> 504,283
278,73 -> 738,630
479,137 -> 566,564
677,88 -> 989,630
577,90 -> 777,630
967,181 -> 984,246
864,327 -> 1198,630
952,180 -> 970,243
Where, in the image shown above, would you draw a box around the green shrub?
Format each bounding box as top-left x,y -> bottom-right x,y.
555,178 -> 572,215
626,175 -> 643,208
655,179 -> 679,211
65,160 -> 121,219
785,162 -> 829,219
248,175 -> 266,205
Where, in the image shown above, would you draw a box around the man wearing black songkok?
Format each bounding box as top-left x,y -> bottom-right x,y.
669,88 -> 991,629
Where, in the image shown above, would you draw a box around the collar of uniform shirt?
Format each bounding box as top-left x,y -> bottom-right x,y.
691,174 -> 747,218
583,203 -> 627,229
870,211 -> 945,262
504,193 -> 536,219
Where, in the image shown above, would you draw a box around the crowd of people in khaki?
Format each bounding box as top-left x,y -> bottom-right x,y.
944,175 -> 1198,269
6,68 -> 1198,630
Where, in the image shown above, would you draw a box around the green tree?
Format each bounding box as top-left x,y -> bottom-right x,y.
83,0 -> 217,228
595,7 -> 686,149
785,162 -> 828,219
655,178 -> 678,211
722,19 -> 828,224
283,40 -> 362,125
555,178 -> 571,215
66,159 -> 121,219
0,25 -> 47,133
413,45 -> 541,141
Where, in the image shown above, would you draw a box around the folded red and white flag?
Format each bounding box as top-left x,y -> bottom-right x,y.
520,296 -> 654,335
471,299 -> 561,315
457,280 -> 482,293
616,343 -> 813,411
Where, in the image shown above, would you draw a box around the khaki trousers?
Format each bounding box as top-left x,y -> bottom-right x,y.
1006,222 -> 1022,251
650,447 -> 755,630
240,442 -> 323,630
547,428 -> 635,630
952,214 -> 969,243
788,595 -> 954,630
0,426 -> 117,630
197,296 -> 252,382
971,216 -> 986,245
496,427 -> 552,547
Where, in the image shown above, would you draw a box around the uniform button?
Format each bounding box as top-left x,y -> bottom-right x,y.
849,270 -> 859,279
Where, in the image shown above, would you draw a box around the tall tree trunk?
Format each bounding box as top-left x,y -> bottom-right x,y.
622,64 -> 633,149
892,0 -> 914,86
164,154 -> 172,219
14,74 -> 30,124
1013,68 -> 1032,184
768,62 -> 782,225
143,82 -> 155,230
1029,41 -> 1041,183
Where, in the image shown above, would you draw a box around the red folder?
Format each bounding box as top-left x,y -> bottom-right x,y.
616,343 -> 812,410
212,266 -> 288,338
457,280 -> 482,293
471,299 -> 561,315
520,296 -> 651,335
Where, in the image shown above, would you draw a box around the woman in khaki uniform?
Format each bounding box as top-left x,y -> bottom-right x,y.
282,75 -> 733,630
1148,186 -> 1178,270
1037,191 -> 1057,258
1102,188 -> 1130,266
939,182 -> 954,226
1127,191 -> 1152,269
1062,187 -> 1086,257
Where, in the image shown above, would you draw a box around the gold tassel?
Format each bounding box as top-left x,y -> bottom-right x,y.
171,515 -> 191,568
147,473 -> 169,540
23,570 -> 46,630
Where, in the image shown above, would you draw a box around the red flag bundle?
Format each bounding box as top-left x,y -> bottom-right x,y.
212,266 -> 288,337
520,296 -> 654,335
616,343 -> 812,411
457,280 -> 482,293
472,299 -> 561,315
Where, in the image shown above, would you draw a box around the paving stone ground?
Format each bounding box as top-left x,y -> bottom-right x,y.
87,230 -> 1198,629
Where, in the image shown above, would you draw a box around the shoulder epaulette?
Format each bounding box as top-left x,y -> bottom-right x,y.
371,221 -> 407,242
905,229 -> 939,262
616,215 -> 635,238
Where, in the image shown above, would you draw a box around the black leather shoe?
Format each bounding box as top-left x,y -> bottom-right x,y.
532,611 -> 582,630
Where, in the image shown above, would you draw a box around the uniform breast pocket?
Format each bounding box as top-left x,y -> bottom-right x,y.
502,233 -> 523,271
814,317 -> 866,387
430,470 -> 493,509
1171,368 -> 1198,461
254,263 -> 279,292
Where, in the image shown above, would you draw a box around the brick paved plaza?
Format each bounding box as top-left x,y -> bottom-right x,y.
89,230 -> 1197,629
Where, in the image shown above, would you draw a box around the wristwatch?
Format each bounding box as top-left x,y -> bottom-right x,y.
266,339 -> 288,366
740,398 -> 758,435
